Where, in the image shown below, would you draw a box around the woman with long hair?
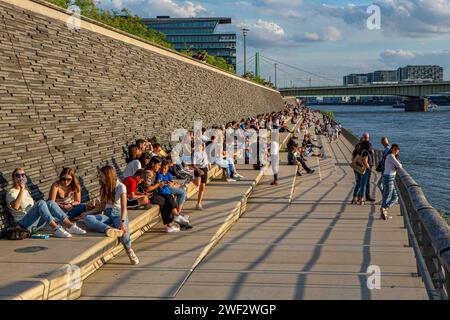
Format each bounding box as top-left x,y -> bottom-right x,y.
84,166 -> 139,265
6,167 -> 86,238
49,167 -> 86,221
380,144 -> 402,220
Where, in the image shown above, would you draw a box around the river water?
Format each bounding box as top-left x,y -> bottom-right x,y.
311,104 -> 450,215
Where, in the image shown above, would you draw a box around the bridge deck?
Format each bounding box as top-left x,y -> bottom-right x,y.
80,132 -> 427,300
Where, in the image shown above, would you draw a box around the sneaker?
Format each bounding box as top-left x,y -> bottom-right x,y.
226,178 -> 237,182
235,173 -> 244,178
196,204 -> 204,211
127,249 -> 140,265
181,214 -> 190,220
167,225 -> 180,233
180,223 -> 193,230
66,223 -> 86,235
174,214 -> 190,224
53,226 -> 72,238
270,181 -> 278,185
308,170 -> 315,174
105,228 -> 123,238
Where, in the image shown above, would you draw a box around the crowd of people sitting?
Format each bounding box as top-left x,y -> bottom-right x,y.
5,102 -> 308,266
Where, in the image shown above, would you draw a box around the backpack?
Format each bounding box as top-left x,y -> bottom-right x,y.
351,150 -> 368,175
7,225 -> 31,240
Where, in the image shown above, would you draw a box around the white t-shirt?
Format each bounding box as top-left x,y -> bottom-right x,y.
6,188 -> 35,222
384,154 -> 402,176
105,180 -> 127,209
123,159 -> 141,179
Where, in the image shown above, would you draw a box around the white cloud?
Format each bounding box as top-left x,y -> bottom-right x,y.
320,0 -> 450,37
102,0 -> 207,17
237,19 -> 287,48
296,26 -> 342,43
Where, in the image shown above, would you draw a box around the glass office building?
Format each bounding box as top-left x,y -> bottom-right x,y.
142,16 -> 237,69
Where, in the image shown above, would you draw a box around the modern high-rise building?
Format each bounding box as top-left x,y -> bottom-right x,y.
398,65 -> 444,83
142,16 -> 237,69
343,65 -> 444,85
343,74 -> 370,86
371,70 -> 399,84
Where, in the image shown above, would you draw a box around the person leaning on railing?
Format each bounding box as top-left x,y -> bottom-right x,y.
6,168 -> 87,238
380,144 -> 402,221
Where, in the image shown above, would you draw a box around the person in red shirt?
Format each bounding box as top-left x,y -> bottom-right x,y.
122,169 -> 149,208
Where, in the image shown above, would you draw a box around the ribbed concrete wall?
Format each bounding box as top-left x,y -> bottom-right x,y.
0,0 -> 284,236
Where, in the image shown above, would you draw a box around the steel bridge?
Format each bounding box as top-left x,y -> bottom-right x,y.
279,82 -> 450,98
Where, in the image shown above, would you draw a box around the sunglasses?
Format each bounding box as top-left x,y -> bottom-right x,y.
14,173 -> 26,178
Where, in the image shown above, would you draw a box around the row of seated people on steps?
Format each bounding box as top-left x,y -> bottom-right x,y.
5,103 -> 307,266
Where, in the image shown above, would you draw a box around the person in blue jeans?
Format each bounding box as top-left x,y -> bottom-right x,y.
351,141 -> 371,205
381,144 -> 402,220
377,137 -> 391,193
48,167 -> 87,221
155,160 -> 190,225
6,168 -> 86,238
83,166 -> 139,265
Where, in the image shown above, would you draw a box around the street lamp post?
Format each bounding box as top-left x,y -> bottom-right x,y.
242,28 -> 250,76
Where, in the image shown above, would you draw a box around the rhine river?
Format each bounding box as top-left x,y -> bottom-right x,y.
312,104 -> 450,215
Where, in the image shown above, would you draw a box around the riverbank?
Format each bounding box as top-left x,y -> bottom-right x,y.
313,105 -> 450,218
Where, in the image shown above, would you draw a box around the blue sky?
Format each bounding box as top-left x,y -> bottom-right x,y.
98,0 -> 450,86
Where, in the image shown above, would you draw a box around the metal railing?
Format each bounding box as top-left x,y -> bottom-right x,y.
340,126 -> 450,299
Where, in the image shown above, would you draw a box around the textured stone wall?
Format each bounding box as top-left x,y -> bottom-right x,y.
0,1 -> 284,236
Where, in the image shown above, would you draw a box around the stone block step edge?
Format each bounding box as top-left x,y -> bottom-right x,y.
1,165 -> 223,300
4,116 -> 301,300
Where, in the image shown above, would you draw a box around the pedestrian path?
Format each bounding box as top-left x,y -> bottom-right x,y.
174,135 -> 427,300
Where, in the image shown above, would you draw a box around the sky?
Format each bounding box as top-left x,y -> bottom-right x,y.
96,0 -> 450,87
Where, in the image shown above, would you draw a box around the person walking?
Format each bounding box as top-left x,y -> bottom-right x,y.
380,144 -> 402,220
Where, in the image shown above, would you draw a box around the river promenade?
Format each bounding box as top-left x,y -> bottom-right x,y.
78,121 -> 427,300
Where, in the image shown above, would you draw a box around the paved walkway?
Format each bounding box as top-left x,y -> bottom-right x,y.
176,135 -> 427,300
80,129 -> 427,300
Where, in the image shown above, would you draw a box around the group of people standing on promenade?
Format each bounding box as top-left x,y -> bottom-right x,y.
5,102 -> 303,266
350,132 -> 402,220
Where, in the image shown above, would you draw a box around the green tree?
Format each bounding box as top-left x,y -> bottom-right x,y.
44,1 -> 241,76
45,0 -> 172,48
244,72 -> 274,88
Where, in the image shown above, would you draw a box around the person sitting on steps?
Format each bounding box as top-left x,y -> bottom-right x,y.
7,167 -> 86,238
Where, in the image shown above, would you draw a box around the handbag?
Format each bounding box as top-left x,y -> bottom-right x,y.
350,154 -> 366,175
7,225 -> 31,240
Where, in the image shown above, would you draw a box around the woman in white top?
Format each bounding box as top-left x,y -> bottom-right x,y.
380,144 -> 402,220
6,168 -> 86,238
123,145 -> 142,179
84,166 -> 139,265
